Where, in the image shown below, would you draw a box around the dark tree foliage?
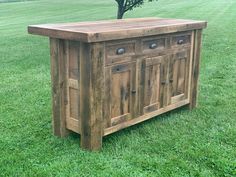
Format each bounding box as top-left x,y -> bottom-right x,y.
115,0 -> 158,19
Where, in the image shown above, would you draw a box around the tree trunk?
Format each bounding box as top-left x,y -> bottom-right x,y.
117,5 -> 124,19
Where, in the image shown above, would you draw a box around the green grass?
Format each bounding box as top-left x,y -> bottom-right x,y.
0,0 -> 236,176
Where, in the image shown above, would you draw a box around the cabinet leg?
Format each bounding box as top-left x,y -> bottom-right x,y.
80,42 -> 104,151
188,99 -> 197,110
81,127 -> 103,151
50,38 -> 70,137
188,29 -> 202,110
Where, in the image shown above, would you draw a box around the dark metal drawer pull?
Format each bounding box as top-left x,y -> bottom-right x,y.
149,43 -> 157,49
116,48 -> 125,55
177,39 -> 184,44
161,81 -> 166,85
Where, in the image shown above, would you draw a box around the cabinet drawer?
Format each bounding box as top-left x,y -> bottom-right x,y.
142,37 -> 166,53
174,50 -> 188,59
105,40 -> 136,65
171,33 -> 191,47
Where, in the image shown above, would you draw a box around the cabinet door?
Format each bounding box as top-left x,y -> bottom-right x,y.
168,50 -> 190,105
140,55 -> 168,114
104,62 -> 138,127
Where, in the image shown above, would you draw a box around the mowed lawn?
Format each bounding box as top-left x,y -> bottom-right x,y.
0,0 -> 236,176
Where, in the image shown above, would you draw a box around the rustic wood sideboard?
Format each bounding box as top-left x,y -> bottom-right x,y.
28,18 -> 207,151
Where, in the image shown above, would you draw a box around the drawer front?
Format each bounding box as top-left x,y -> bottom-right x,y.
171,33 -> 191,47
106,40 -> 136,65
142,37 -> 166,53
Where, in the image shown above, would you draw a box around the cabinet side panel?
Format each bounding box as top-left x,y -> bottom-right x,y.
66,41 -> 81,134
68,41 -> 80,120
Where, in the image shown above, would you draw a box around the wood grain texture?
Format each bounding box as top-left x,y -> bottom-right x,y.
49,38 -> 69,137
68,41 -> 80,80
69,88 -> 79,119
28,18 -> 207,42
80,42 -> 105,151
189,29 -> 203,109
187,31 -> 195,102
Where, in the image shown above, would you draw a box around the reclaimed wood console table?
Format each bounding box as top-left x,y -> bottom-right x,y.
28,18 -> 207,151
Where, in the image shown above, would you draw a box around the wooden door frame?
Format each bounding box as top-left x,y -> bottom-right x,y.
103,61 -> 138,128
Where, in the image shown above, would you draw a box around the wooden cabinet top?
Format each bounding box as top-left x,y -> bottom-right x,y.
28,17 -> 207,42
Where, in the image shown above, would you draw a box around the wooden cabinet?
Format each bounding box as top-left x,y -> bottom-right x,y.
28,18 -> 207,151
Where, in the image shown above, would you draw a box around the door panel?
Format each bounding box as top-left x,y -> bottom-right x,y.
111,71 -> 130,118
104,62 -> 138,127
168,50 -> 190,104
140,55 -> 168,115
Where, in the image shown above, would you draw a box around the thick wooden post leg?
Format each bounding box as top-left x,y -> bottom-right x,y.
189,30 -> 203,110
50,38 -> 69,137
80,42 -> 104,151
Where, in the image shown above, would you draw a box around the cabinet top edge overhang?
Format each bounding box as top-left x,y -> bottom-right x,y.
28,17 -> 207,43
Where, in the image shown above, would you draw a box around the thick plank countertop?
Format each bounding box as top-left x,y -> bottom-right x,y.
28,17 -> 207,43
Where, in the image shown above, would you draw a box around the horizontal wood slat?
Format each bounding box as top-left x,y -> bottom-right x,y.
65,100 -> 189,136
171,94 -> 186,104
104,99 -> 189,136
66,117 -> 80,133
69,79 -> 79,89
